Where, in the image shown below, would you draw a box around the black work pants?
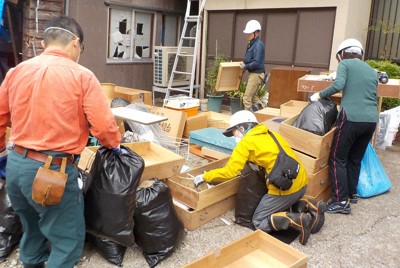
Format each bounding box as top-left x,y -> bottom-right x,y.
329,110 -> 376,202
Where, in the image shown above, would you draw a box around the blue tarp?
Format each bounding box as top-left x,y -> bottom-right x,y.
0,0 -> 4,33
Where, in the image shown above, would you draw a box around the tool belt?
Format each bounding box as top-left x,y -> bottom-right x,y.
13,145 -> 71,206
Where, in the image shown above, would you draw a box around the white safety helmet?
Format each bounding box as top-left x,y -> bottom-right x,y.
243,20 -> 261,34
336,38 -> 364,61
223,110 -> 258,137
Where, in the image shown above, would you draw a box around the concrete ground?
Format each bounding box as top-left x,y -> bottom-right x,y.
2,138 -> 399,268
81,141 -> 400,267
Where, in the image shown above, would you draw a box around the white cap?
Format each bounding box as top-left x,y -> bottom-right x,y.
243,20 -> 261,34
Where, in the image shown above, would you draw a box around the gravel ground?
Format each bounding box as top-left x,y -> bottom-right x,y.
1,141 -> 399,268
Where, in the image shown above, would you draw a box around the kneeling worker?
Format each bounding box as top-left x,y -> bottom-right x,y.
193,111 -> 326,245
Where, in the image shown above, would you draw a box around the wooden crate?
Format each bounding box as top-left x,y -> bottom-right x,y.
294,149 -> 329,174
279,115 -> 335,158
297,75 -> 334,93
215,62 -> 242,92
184,230 -> 308,268
77,141 -> 184,181
183,113 -> 208,138
101,83 -> 152,105
305,184 -> 331,202
305,165 -> 330,197
254,107 -> 280,122
174,196 -> 236,230
206,111 -> 231,129
280,100 -> 308,118
260,116 -> 288,133
167,158 -> 241,210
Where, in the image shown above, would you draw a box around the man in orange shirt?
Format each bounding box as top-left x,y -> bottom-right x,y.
0,16 -> 121,268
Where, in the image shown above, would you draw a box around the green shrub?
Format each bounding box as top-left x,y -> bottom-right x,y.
365,60 -> 400,111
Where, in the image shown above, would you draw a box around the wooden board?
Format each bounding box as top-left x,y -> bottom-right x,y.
279,115 -> 335,158
201,146 -> 230,160
305,165 -> 330,197
77,141 -> 184,181
268,67 -> 311,108
184,230 -> 308,268
111,107 -> 168,125
280,100 -> 308,118
294,149 -> 329,174
173,196 -> 236,230
215,62 -> 243,92
167,158 -> 241,210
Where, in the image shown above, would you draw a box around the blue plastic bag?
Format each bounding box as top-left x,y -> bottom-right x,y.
357,143 -> 391,198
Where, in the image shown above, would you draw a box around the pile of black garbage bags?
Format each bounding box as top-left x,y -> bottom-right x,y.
84,145 -> 185,267
0,145 -> 185,267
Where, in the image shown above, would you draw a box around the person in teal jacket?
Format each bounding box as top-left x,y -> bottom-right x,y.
194,111 -> 327,245
310,38 -> 379,214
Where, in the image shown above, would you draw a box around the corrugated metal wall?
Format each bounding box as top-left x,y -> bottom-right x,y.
366,0 -> 400,61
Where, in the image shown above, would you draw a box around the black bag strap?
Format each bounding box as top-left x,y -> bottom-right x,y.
268,131 -> 286,154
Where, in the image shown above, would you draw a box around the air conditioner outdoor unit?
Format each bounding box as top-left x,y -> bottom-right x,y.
153,46 -> 194,87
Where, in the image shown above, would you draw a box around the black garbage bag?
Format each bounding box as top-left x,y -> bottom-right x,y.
293,98 -> 338,136
87,233 -> 127,267
235,163 -> 268,230
0,206 -> 23,260
85,145 -> 144,247
134,179 -> 185,268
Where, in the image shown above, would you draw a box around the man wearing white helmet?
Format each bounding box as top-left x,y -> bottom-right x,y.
240,20 -> 265,111
310,38 -> 378,214
194,111 -> 327,245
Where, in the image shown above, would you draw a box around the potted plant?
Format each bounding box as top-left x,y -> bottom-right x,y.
227,81 -> 246,114
205,53 -> 229,112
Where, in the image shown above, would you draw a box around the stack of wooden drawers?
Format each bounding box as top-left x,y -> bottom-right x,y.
279,115 -> 335,201
167,158 -> 241,230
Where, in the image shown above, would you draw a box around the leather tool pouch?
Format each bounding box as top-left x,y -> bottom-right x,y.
32,155 -> 68,206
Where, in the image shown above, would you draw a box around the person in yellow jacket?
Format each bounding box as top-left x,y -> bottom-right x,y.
193,110 -> 326,245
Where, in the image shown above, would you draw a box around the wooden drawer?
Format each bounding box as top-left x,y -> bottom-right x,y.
305,166 -> 330,198
305,184 -> 332,202
167,158 -> 241,210
173,196 -> 236,230
280,100 -> 308,118
279,114 -> 335,158
184,230 -> 308,268
294,149 -> 329,174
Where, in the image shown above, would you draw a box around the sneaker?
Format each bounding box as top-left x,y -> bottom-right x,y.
349,193 -> 359,204
326,200 -> 351,214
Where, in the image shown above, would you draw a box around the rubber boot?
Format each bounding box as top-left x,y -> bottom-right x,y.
23,262 -> 45,268
268,212 -> 311,245
291,198 -> 326,234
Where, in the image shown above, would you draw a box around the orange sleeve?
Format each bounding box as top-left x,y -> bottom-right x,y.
82,75 -> 121,148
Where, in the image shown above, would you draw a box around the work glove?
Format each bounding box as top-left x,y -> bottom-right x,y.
193,174 -> 205,188
309,92 -> 321,102
239,62 -> 246,70
111,144 -> 121,155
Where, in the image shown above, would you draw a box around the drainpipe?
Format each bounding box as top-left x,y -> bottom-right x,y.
64,0 -> 69,15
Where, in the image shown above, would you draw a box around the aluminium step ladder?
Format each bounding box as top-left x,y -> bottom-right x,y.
164,0 -> 206,103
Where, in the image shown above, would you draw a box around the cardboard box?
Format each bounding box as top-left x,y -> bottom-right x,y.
146,105 -> 187,141
294,149 -> 329,174
184,230 -> 308,268
279,115 -> 335,158
167,158 -> 241,210
215,62 -> 242,92
183,113 -> 208,138
166,106 -> 199,117
101,83 -> 152,105
174,196 -> 236,230
206,111 -> 231,129
77,141 -> 184,181
305,165 -> 330,197
280,100 -> 308,118
254,107 -> 280,122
